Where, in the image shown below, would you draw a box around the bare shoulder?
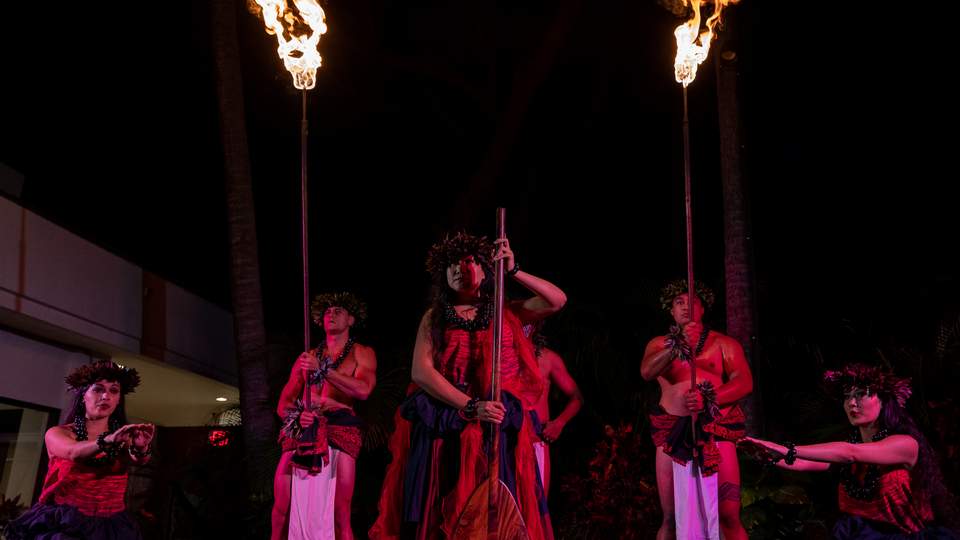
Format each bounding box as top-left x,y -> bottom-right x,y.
541,347 -> 564,367
536,347 -> 556,371
885,434 -> 919,447
645,334 -> 668,350
46,424 -> 74,441
354,343 -> 376,360
541,347 -> 562,361
711,331 -> 743,350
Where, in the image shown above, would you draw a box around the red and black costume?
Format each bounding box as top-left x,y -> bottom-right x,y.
369,308 -> 548,540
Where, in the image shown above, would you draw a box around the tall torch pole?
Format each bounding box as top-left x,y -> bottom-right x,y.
682,85 -> 698,451
488,208 -> 507,525
248,0 -> 328,407
300,89 -> 312,407
671,1 -> 740,535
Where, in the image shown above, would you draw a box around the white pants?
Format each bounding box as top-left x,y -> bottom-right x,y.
533,441 -> 547,485
289,448 -> 339,540
672,460 -> 719,539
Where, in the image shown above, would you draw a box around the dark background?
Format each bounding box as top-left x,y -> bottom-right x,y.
2,1 -> 957,536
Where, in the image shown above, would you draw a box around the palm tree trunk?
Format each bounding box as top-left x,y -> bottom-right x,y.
715,44 -> 762,433
210,0 -> 275,495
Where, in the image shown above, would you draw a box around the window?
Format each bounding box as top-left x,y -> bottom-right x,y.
0,397 -> 59,505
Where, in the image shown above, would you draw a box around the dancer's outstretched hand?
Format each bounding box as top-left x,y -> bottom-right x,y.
738,436 -> 786,462
129,423 -> 155,450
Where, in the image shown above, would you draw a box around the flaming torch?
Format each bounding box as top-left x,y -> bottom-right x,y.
248,0 -> 327,356
673,0 -> 737,422
248,3 -> 328,490
671,1 -> 736,537
249,0 -> 328,91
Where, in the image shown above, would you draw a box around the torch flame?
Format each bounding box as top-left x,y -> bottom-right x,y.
248,0 -> 328,90
673,0 -> 738,87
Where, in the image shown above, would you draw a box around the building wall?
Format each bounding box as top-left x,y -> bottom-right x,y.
0,196 -> 236,385
162,281 -> 237,385
0,329 -> 92,417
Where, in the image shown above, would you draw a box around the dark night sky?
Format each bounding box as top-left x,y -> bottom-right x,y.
2,1 -> 957,368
